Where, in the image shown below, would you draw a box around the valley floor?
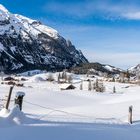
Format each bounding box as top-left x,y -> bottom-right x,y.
0,73 -> 140,140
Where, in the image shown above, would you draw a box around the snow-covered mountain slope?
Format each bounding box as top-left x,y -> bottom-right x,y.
103,64 -> 124,73
128,64 -> 140,74
0,4 -> 88,73
71,62 -> 124,75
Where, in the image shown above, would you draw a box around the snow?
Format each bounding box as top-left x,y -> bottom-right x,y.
59,83 -> 75,90
15,91 -> 25,97
13,13 -> 59,39
0,4 -> 60,40
28,75 -> 46,82
0,3 -> 140,139
104,65 -> 114,72
129,64 -> 140,74
0,108 -> 9,117
1,73 -> 140,139
15,14 -> 36,24
129,66 -> 136,71
0,105 -> 28,127
10,46 -> 16,53
0,4 -> 8,13
35,24 -> 59,39
104,65 -> 124,73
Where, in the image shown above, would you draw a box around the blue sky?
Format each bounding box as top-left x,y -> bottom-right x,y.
1,0 -> 140,69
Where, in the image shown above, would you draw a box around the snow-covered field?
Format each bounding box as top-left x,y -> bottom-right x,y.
0,73 -> 140,140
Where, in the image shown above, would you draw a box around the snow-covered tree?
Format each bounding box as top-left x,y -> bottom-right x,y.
93,79 -> 105,92
112,77 -> 115,82
113,86 -> 116,93
119,72 -> 125,83
68,75 -> 72,84
62,71 -> 67,82
58,73 -> 61,83
88,80 -> 92,91
95,79 -> 99,89
47,73 -> 54,81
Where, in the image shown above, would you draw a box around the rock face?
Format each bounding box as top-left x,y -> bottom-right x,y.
0,4 -> 88,73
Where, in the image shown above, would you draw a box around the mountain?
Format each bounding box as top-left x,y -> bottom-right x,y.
70,62 -> 124,76
128,64 -> 140,74
0,4 -> 88,73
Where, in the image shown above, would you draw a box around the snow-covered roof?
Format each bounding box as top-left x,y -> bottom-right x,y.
59,84 -> 76,90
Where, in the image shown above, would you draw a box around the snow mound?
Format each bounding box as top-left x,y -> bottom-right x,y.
0,108 -> 9,117
28,75 -> 46,82
0,105 -> 26,127
7,105 -> 26,124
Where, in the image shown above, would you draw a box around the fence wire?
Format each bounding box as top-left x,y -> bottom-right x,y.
24,100 -> 129,124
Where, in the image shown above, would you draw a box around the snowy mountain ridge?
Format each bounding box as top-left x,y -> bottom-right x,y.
103,65 -> 124,73
128,64 -> 140,74
0,4 -> 88,73
0,4 -> 58,39
71,62 -> 124,76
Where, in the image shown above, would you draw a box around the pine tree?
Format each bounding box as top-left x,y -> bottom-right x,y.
126,70 -> 130,82
113,86 -> 116,93
68,75 -> 72,83
62,71 -> 65,79
100,82 -> 105,92
62,71 -> 67,82
48,73 -> 54,81
112,77 -> 115,82
95,79 -> 99,90
58,73 -> 61,83
93,82 -> 96,91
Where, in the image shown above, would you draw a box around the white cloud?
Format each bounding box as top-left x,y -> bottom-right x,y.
122,12 -> 140,20
83,51 -> 140,69
43,1 -> 140,20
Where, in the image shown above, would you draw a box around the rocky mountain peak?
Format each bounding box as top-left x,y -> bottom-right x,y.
0,4 -> 88,73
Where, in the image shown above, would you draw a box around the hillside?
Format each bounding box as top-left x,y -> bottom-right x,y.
70,62 -> 124,76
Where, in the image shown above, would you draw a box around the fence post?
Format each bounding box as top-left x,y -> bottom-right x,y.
113,86 -> 116,93
5,86 -> 14,110
15,91 -> 25,111
128,106 -> 133,124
